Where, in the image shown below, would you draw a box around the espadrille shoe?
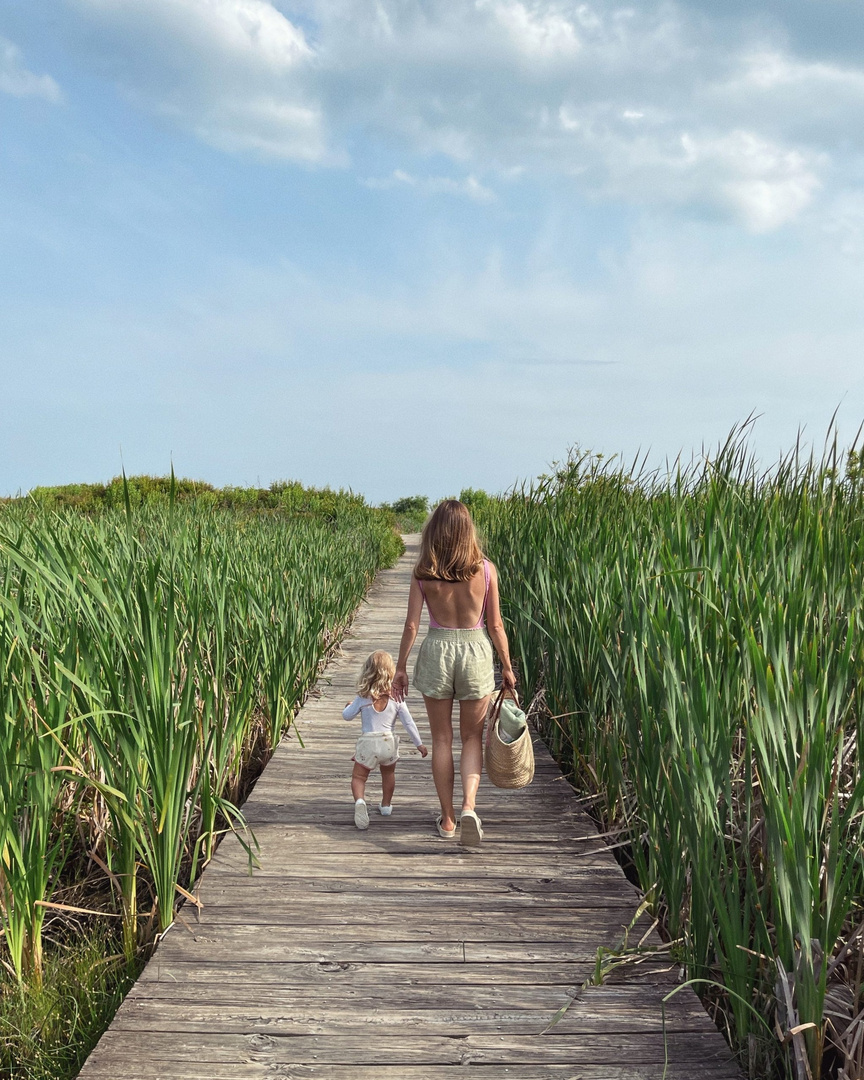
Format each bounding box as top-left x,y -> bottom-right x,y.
435,814 -> 456,838
460,810 -> 483,848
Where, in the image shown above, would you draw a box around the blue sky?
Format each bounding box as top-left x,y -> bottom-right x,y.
2,0 -> 864,501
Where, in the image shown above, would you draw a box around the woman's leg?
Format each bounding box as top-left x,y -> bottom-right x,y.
380,762 -> 396,807
351,762 -> 370,801
423,695 -> 456,832
458,695 -> 491,813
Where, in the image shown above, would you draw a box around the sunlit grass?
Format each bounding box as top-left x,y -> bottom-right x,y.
1,927 -> 140,1080
476,429 -> 864,1080
0,483 -> 401,1074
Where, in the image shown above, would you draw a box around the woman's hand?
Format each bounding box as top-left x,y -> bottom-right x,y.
501,665 -> 517,692
392,669 -> 409,701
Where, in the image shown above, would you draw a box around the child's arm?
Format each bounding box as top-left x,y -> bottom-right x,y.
396,703 -> 427,756
342,696 -> 367,721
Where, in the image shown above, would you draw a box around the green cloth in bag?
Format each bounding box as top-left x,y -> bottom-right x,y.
497,697 -> 527,744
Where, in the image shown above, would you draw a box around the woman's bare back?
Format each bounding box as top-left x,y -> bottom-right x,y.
420,563 -> 488,629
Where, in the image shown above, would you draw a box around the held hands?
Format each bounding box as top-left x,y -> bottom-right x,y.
391,670 -> 408,701
417,744 -> 429,758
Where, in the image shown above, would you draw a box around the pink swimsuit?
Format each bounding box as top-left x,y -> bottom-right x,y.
416,559 -> 491,630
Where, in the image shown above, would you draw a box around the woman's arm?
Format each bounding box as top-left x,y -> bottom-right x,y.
485,562 -> 517,691
392,575 -> 424,701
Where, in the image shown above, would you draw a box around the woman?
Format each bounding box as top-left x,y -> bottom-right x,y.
392,500 -> 517,847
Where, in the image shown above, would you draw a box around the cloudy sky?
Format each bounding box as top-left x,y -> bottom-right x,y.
2,0 -> 863,500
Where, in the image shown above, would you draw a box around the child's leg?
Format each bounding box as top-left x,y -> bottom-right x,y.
380,762 -> 396,807
352,762 -> 370,801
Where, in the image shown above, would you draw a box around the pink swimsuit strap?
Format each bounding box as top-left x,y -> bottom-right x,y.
417,559 -> 490,630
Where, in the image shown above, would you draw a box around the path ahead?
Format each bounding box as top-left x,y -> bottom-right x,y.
80,537 -> 740,1080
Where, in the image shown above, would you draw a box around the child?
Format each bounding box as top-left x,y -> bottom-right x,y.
343,650 -> 428,830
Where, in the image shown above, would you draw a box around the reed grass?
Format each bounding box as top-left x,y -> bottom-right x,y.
0,481 -> 400,1075
475,429 -> 864,1080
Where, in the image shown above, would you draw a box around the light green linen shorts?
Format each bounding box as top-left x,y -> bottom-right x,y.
413,628 -> 496,701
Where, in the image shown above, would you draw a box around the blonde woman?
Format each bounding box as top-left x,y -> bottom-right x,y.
392,501 -> 516,847
343,651 -> 428,830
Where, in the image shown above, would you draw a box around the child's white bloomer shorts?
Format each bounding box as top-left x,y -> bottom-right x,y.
353,732 -> 399,770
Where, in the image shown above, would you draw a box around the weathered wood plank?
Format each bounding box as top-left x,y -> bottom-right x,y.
206,850 -> 618,876
137,959 -> 664,986
77,1063 -> 739,1080
157,935 -> 647,965
81,1030 -> 739,1067
78,537 -> 740,1080
192,869 -> 632,895
127,979 -> 677,1008
194,881 -> 635,907
109,986 -> 722,1036
184,903 -> 639,927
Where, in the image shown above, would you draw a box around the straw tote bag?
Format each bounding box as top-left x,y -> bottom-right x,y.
484,688 -> 535,789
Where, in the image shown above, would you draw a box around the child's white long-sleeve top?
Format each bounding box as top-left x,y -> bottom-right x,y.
342,696 -> 423,747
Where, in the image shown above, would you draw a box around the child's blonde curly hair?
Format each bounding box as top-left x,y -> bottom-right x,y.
358,650 -> 395,699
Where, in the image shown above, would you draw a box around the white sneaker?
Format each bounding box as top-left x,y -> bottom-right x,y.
379,804 -> 393,816
354,799 -> 369,830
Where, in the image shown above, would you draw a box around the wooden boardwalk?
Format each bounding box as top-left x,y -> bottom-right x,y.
79,537 -> 741,1080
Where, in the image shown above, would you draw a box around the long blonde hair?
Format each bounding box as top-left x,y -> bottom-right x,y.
358,650 -> 395,698
415,500 -> 484,582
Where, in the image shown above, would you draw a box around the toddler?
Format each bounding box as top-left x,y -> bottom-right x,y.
343,650 -> 427,830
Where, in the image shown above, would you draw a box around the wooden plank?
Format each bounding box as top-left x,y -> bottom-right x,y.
206,850 -> 618,877
136,959 -> 655,986
127,980 -> 683,1009
111,975 -> 722,1033
81,1031 -> 738,1066
192,868 -> 632,894
157,935 -> 648,965
160,910 -> 653,945
75,1066 -> 740,1080
191,881 -> 635,907
77,536 -> 741,1080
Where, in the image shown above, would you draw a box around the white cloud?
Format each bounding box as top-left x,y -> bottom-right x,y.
0,37 -> 62,102
76,0 -> 311,67
64,0 -> 864,227
476,0 -> 582,59
687,131 -> 822,233
365,169 -> 495,201
71,0 -> 330,161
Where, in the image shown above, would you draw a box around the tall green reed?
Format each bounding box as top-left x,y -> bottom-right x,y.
476,432 -> 864,1078
0,496 -> 399,986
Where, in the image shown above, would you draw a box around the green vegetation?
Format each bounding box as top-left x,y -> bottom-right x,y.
2,928 -> 140,1080
0,477 -> 400,1079
475,433 -> 864,1080
381,495 -> 429,532
24,475 -> 373,518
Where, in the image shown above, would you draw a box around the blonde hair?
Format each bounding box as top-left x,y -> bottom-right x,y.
358,650 -> 395,699
415,500 -> 484,582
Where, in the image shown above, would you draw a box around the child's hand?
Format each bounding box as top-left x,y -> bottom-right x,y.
418,744 -> 428,758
